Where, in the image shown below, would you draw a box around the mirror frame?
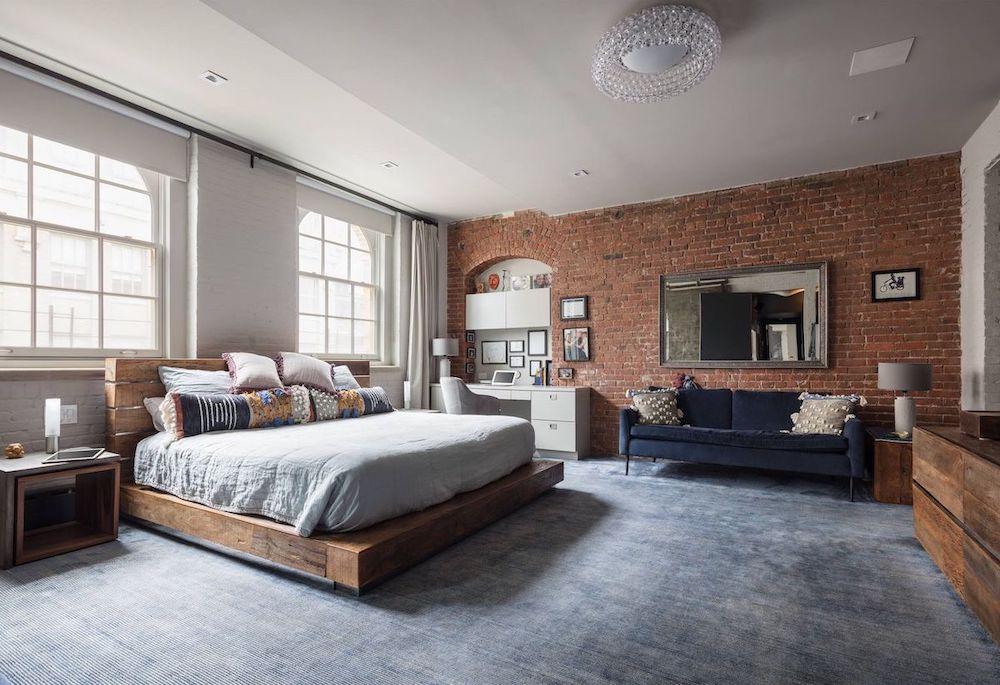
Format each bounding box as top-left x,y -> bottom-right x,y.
659,261 -> 828,369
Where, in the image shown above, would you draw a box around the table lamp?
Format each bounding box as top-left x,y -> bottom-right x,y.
45,397 -> 61,454
878,362 -> 932,435
432,338 -> 459,381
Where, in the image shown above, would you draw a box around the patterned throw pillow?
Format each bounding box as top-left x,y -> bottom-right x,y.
288,385 -> 314,424
632,391 -> 682,426
791,398 -> 856,435
309,388 -> 341,421
309,386 -> 395,420
161,387 -> 298,439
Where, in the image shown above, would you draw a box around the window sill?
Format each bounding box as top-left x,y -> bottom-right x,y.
0,367 -> 104,381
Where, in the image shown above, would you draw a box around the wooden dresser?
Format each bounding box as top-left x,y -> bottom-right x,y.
913,426 -> 1000,643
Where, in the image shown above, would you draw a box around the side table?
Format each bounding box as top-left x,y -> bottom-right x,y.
866,428 -> 912,505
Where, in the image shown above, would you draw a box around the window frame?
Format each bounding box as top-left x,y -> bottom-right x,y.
296,209 -> 383,361
0,128 -> 163,360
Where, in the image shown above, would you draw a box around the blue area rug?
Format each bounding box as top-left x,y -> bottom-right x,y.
1,458 -> 997,684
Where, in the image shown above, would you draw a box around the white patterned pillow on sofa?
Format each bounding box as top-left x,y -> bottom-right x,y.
631,390 -> 683,426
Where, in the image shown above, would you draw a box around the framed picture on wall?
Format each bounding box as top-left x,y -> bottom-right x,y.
560,296 -> 588,320
527,329 -> 548,356
563,327 -> 591,362
509,355 -> 525,368
466,347 -> 476,358
482,340 -> 508,365
509,340 -> 525,353
558,367 -> 574,380
465,362 -> 475,374
465,331 -> 475,344
529,359 -> 543,377
871,268 -> 920,302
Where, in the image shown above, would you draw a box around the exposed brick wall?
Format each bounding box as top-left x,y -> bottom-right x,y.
448,155 -> 962,455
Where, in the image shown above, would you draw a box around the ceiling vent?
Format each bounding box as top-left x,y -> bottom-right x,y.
850,38 -> 914,76
851,112 -> 877,124
570,169 -> 590,178
199,70 -> 228,85
379,161 -> 399,169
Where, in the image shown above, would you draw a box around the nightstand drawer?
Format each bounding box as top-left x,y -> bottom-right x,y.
531,391 -> 576,422
532,419 -> 577,452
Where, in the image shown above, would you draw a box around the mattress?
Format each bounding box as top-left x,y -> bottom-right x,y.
134,412 -> 535,536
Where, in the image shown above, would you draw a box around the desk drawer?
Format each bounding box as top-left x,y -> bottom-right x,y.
510,390 -> 532,401
477,388 -> 512,400
531,391 -> 576,422
533,420 -> 577,452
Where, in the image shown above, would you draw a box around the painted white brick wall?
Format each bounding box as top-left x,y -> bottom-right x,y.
0,377 -> 104,453
961,97 -> 1000,409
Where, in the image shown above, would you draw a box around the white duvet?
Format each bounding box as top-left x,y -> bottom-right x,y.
134,412 -> 535,536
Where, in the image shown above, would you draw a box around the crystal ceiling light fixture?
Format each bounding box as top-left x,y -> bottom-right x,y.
592,4 -> 721,103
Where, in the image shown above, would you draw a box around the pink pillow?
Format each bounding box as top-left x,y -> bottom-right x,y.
276,352 -> 335,393
222,352 -> 283,392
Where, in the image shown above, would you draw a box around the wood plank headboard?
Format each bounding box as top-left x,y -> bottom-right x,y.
105,358 -> 371,461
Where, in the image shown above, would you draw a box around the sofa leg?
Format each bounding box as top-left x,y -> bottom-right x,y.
849,476 -> 855,502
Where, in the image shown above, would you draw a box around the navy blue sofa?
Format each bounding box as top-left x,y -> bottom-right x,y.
619,389 -> 865,499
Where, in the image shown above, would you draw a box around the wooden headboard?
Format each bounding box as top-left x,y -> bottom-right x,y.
105,358 -> 371,461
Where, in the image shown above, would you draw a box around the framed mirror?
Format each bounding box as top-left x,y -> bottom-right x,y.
659,262 -> 828,368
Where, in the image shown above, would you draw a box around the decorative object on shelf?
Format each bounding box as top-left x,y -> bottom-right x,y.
466,347 -> 476,359
487,273 -> 501,291
871,268 -> 921,302
563,327 -> 591,362
592,4 -> 721,103
531,273 -> 552,289
465,362 -> 475,374
878,362 -> 933,435
960,410 -> 1000,440
475,281 -> 485,294
432,338 -> 459,380
527,329 -> 548,356
465,331 -> 475,344
481,340 -> 508,365
510,275 -> 531,291
4,443 -> 25,459
501,269 -> 509,291
510,355 -> 525,368
560,296 -> 589,320
44,397 -> 60,454
509,340 -> 525,353
530,359 -> 543,383
558,367 -> 574,380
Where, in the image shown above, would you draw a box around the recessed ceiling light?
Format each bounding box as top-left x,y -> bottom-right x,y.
852,112 -> 877,124
379,161 -> 399,169
200,70 -> 228,85
849,38 -> 914,77
570,169 -> 590,178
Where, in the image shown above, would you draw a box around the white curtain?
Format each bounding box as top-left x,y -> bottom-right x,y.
406,220 -> 439,408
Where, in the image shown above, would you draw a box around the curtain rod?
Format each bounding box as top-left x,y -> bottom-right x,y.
0,48 -> 438,226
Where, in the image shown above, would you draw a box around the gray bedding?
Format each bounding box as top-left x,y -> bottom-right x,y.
134,412 -> 535,536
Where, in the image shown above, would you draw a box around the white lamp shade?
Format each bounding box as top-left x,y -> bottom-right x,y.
44,398 -> 61,437
432,338 -> 459,357
878,362 -> 933,392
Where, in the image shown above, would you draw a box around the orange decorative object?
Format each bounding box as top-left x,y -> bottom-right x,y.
4,442 -> 25,459
488,273 -> 501,291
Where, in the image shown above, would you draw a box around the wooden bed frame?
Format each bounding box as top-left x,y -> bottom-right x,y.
106,358 -> 563,594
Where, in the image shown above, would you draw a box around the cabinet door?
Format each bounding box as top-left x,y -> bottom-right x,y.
505,288 -> 550,328
466,293 -> 507,329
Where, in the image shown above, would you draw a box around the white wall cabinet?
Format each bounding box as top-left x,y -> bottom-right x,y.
465,288 -> 550,330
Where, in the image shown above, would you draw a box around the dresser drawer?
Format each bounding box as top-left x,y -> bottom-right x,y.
532,419 -> 577,452
965,454 -> 1000,557
913,428 -> 965,518
531,391 -> 576,422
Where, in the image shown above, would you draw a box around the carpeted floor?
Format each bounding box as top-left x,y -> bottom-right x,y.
1,458 -> 998,685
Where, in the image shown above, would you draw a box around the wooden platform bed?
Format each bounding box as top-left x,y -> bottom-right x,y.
106,358 -> 563,594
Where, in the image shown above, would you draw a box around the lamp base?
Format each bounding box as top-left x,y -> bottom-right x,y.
45,435 -> 59,454
894,395 -> 916,435
438,358 -> 451,382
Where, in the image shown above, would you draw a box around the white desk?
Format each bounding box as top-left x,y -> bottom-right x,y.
430,383 -> 590,459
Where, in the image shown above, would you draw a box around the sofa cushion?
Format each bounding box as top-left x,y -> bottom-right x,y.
629,424 -> 848,453
731,390 -> 802,431
677,388 -> 732,429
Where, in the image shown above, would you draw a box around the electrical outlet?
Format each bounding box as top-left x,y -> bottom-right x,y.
60,404 -> 77,425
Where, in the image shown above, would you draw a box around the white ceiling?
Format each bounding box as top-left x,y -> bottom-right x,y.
2,1 -> 999,223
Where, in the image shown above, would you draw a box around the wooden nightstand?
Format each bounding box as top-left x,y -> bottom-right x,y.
1,451 -> 120,568
866,428 -> 913,505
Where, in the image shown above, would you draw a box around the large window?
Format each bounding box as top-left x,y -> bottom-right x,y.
297,211 -> 378,357
0,125 -> 160,355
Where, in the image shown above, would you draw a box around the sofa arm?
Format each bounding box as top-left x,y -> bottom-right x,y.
619,407 -> 638,455
843,418 -> 866,478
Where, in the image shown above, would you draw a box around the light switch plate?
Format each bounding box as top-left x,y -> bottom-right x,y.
60,404 -> 78,425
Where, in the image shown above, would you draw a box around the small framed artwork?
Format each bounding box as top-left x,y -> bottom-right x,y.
466,347 -> 476,358
510,275 -> 531,291
529,359 -> 543,377
509,340 -> 525,354
560,296 -> 588,320
527,329 -> 548,356
558,367 -> 574,380
871,268 -> 921,302
509,355 -> 525,368
563,327 -> 591,362
465,331 -> 475,344
465,362 -> 475,374
531,273 -> 552,289
482,340 -> 508,365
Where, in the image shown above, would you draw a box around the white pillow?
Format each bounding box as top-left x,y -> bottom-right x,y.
332,364 -> 361,390
144,396 -> 166,432
158,366 -> 232,394
277,352 -> 335,392
223,352 -> 283,392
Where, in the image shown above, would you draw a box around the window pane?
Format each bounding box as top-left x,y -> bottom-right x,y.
325,217 -> 349,245
351,248 -> 372,283
299,211 -> 321,238
299,236 -> 322,274
350,226 -> 369,250
298,315 -> 325,353
324,242 -> 349,278
99,158 -> 146,190
299,275 -> 325,315
100,183 -> 152,240
0,126 -> 28,158
37,229 -> 99,291
104,241 -> 154,296
353,319 -> 375,355
328,281 -> 351,317
33,166 -> 95,230
0,222 -> 32,284
0,157 -> 28,218
0,284 -> 31,346
103,295 -> 155,349
328,317 -> 351,354
36,288 -> 99,348
33,136 -> 95,175
353,284 -> 375,320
